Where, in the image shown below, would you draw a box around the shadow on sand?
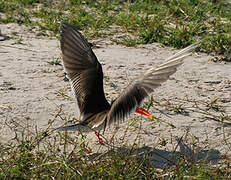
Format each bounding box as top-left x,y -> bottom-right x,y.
90,137 -> 221,169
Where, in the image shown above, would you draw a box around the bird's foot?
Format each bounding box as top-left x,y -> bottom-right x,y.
94,131 -> 104,145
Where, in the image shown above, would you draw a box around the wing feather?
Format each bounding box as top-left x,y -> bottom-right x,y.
107,41 -> 200,126
60,22 -> 110,118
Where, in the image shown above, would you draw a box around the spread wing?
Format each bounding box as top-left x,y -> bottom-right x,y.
107,41 -> 200,126
60,22 -> 110,118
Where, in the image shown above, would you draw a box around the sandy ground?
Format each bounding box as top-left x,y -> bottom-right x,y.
1,23 -> 231,167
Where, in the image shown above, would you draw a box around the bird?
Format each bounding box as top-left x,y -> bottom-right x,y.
57,22 -> 199,144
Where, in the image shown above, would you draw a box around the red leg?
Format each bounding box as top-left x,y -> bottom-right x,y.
94,131 -> 104,145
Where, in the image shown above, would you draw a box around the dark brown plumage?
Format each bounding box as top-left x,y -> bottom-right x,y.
58,22 -> 199,132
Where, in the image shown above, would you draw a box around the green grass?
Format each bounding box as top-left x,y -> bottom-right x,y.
47,57 -> 62,66
0,0 -> 230,60
0,127 -> 230,179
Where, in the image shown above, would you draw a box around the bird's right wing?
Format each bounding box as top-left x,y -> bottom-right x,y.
107,41 -> 200,126
60,22 -> 110,117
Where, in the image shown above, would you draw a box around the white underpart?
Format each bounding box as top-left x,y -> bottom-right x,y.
70,81 -> 82,120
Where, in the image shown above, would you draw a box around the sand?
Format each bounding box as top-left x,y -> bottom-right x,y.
1,23 -> 231,167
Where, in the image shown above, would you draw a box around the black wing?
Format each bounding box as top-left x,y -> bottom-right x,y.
60,22 -> 110,118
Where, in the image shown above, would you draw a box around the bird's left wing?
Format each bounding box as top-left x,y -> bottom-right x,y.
107,41 -> 200,126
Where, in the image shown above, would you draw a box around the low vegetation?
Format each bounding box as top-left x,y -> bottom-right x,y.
0,0 -> 230,60
0,97 -> 231,179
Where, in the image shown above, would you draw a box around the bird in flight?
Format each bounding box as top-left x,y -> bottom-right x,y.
57,22 -> 199,144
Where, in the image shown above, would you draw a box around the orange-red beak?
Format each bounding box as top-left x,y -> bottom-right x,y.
135,107 -> 154,120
